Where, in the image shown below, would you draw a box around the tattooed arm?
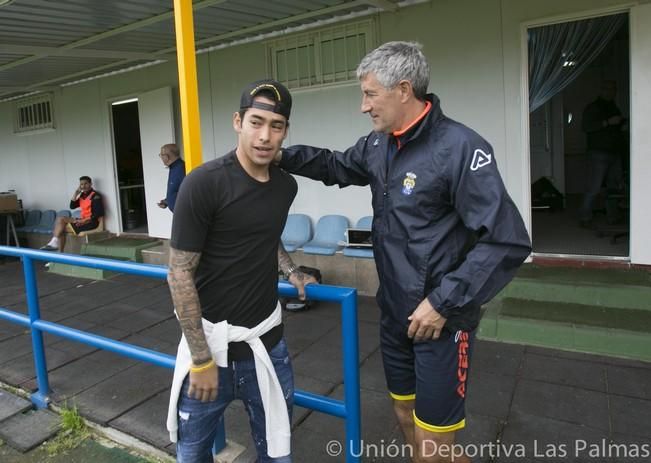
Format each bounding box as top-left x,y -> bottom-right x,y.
167,247 -> 217,402
278,243 -> 317,300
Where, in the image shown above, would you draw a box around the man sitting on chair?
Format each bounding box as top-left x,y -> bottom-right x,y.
41,176 -> 104,252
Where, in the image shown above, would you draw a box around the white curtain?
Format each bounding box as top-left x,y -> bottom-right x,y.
529,14 -> 626,113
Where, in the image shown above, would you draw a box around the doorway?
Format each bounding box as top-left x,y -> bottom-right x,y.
111,98 -> 148,234
528,13 -> 629,257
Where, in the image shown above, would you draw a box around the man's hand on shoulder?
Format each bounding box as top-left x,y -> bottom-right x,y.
407,297 -> 447,342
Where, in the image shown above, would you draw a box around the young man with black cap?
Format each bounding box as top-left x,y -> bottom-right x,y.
166,79 -> 316,463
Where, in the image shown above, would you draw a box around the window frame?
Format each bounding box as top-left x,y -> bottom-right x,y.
267,19 -> 377,91
13,93 -> 56,134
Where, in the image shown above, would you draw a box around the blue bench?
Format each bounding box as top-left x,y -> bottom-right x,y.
16,210 -> 42,233
303,215 -> 349,256
281,214 -> 313,252
30,209 -> 57,234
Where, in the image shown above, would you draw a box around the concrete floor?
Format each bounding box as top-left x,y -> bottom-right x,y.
1,258 -> 650,462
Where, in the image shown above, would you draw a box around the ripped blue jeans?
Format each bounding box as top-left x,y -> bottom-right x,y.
176,338 -> 294,463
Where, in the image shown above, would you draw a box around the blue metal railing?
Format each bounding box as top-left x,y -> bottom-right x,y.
0,246 -> 361,462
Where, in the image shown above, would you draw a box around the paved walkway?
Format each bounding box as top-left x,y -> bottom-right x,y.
0,258 -> 650,462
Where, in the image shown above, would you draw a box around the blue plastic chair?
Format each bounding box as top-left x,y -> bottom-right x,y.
16,210 -> 41,232
343,216 -> 374,259
31,209 -> 57,234
303,215 -> 349,256
355,216 -> 372,230
281,214 -> 313,252
57,210 -> 71,218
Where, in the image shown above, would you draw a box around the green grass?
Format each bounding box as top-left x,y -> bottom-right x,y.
45,404 -> 90,457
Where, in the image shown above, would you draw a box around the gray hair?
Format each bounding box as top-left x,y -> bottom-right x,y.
356,41 -> 430,100
161,143 -> 180,158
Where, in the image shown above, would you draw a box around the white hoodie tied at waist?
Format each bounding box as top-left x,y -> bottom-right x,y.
166,303 -> 290,458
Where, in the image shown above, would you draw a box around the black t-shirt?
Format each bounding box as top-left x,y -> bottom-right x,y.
582,97 -> 624,154
171,151 -> 297,359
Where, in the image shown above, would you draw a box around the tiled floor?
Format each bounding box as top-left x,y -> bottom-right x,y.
1,259 -> 649,462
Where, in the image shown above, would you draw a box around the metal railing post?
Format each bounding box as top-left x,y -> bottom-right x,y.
341,290 -> 361,462
22,255 -> 50,408
0,247 -> 362,459
213,414 -> 226,456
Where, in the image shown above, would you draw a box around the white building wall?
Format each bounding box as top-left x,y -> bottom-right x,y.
629,2 -> 651,265
0,0 -> 648,263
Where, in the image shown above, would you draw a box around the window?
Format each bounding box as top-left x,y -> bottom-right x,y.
268,20 -> 376,89
13,93 -> 55,133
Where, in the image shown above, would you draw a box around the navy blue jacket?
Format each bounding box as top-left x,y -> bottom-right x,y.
281,94 -> 531,332
166,158 -> 186,213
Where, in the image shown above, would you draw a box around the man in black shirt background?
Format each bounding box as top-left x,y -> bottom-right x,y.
579,80 -> 626,227
166,79 -> 316,463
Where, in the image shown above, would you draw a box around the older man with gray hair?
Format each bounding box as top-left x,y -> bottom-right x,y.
158,143 -> 185,213
277,41 -> 531,462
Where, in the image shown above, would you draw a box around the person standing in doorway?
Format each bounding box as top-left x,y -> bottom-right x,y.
158,143 -> 186,213
276,41 -> 531,462
579,80 -> 626,227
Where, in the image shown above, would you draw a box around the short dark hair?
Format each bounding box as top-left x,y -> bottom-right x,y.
79,176 -> 92,183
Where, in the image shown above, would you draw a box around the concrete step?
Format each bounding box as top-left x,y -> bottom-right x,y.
46,237 -> 161,280
46,255 -> 127,280
479,298 -> 651,361
140,241 -> 169,267
478,265 -> 651,362
504,266 -> 651,311
82,236 -> 161,263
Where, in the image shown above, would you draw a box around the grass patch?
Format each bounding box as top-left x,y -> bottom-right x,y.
45,404 -> 90,457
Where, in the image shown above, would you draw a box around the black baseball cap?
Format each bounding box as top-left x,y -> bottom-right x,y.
240,79 -> 292,120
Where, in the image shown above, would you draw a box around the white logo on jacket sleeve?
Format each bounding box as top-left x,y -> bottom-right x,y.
470,149 -> 492,171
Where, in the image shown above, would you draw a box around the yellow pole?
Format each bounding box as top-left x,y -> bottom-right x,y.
173,0 -> 202,172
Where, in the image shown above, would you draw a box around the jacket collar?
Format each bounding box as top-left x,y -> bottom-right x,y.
392,93 -> 444,147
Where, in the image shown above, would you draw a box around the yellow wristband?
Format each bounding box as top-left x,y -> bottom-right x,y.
190,360 -> 214,373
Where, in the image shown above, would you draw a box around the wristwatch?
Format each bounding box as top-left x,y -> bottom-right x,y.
284,264 -> 298,280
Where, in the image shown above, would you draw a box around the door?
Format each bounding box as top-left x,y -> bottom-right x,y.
111,99 -> 148,233
527,14 -> 629,257
630,3 -> 651,264
138,87 -> 176,239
